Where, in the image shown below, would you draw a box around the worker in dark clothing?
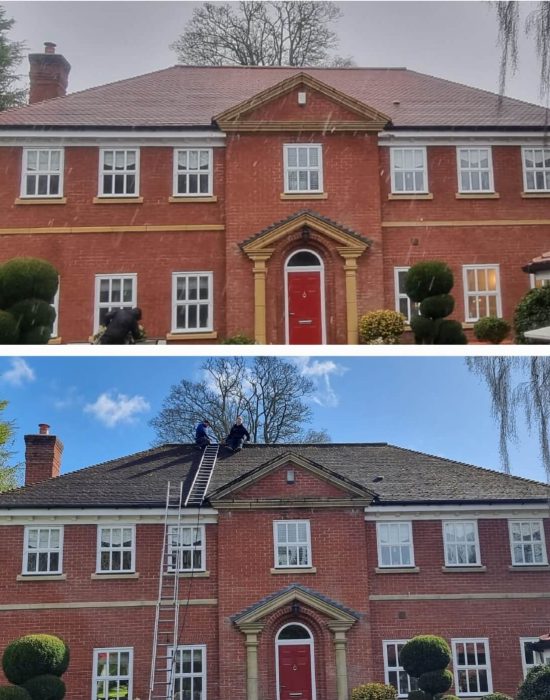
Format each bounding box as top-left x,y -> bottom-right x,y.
225,416 -> 250,452
195,419 -> 212,449
99,307 -> 142,345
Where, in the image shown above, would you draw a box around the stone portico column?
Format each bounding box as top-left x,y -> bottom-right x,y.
249,253 -> 272,344
239,623 -> 264,700
328,621 -> 353,700
338,251 -> 362,345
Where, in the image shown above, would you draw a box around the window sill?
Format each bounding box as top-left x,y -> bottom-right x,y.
280,193 -> 328,200
91,572 -> 139,580
271,567 -> 317,575
92,197 -> 144,204
442,566 -> 486,573
375,567 -> 420,574
455,193 -> 500,199
169,571 -> 210,578
508,564 -> 550,571
388,193 -> 433,200
15,197 -> 67,205
48,337 -> 62,345
168,196 -> 217,203
521,192 -> 550,198
166,331 -> 218,341
17,574 -> 66,581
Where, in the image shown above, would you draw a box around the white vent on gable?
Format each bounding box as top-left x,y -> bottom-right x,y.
298,91 -> 307,105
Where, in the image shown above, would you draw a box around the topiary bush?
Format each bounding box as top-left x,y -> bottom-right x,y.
21,675 -> 65,700
408,692 -> 431,700
400,636 -> 451,679
405,262 -> 454,302
358,310 -> 405,344
483,693 -> 513,700
517,664 -> 550,700
0,688 -> 32,700
0,311 -> 19,344
351,682 -> 398,700
2,635 -> 69,686
418,669 -> 453,696
473,316 -> 511,344
221,333 -> 256,344
514,286 -> 550,343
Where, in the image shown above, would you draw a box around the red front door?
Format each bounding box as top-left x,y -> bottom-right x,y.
287,271 -> 323,344
278,644 -> 313,700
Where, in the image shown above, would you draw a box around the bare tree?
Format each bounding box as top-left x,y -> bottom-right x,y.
0,6 -> 26,112
466,357 -> 550,477
0,400 -> 19,492
171,1 -> 354,67
150,357 -> 331,445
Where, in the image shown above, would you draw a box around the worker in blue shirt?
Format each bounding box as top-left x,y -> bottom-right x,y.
195,419 -> 212,449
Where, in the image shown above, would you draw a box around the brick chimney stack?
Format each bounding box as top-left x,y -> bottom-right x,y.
28,42 -> 71,104
24,424 -> 64,486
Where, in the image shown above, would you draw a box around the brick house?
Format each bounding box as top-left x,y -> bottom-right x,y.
0,425 -> 549,700
0,44 -> 549,344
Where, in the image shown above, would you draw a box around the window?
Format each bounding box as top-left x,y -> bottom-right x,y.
509,520 -> 547,566
92,648 -> 132,700
97,525 -> 135,573
376,522 -> 414,568
390,148 -> 428,193
99,149 -> 139,197
274,520 -> 311,568
457,148 -> 494,192
523,148 -> 550,192
531,271 -> 550,288
23,526 -> 63,575
383,641 -> 419,697
51,283 -> 60,338
172,272 -> 213,333
462,265 -> 502,321
173,645 -> 206,700
94,274 -> 137,332
452,639 -> 492,696
443,521 -> 481,567
284,145 -> 323,193
519,638 -> 545,678
394,268 -> 419,323
21,148 -> 63,198
174,149 -> 213,196
167,526 -> 205,572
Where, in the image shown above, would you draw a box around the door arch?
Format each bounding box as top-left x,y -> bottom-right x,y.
276,622 -> 317,700
285,249 -> 326,345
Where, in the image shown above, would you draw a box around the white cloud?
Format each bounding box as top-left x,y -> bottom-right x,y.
293,358 -> 348,408
0,358 -> 35,386
84,391 -> 150,428
53,386 -> 83,410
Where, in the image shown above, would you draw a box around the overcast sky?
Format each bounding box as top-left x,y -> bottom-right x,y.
4,1 -> 547,106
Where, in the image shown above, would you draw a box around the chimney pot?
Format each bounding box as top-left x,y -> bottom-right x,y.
38,423 -> 50,435
44,42 -> 56,54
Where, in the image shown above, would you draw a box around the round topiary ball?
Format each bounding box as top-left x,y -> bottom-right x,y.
8,300 -> 56,334
418,669 -> 453,695
483,693 -> 513,700
473,316 -> 511,344
22,675 -> 65,700
408,691 -> 431,700
410,315 -> 438,344
0,259 -> 58,309
2,635 -> 69,685
404,262 -> 454,303
351,683 -> 397,700
514,286 -> 550,344
419,294 -> 454,320
19,326 -> 54,345
399,635 -> 451,678
435,319 -> 468,345
0,311 -> 19,344
517,664 -> 550,700
0,687 -> 32,700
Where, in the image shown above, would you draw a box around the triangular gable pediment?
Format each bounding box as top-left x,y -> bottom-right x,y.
214,72 -> 391,132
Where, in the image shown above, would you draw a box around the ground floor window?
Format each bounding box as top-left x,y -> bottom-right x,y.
94,274 -> 137,332
173,645 -> 206,700
393,267 -> 419,323
383,641 -> 419,697
462,265 -> 501,322
531,271 -> 550,288
452,639 -> 492,696
92,648 -> 132,700
172,272 -> 213,333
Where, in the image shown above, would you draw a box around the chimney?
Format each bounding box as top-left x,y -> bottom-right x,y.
24,424 -> 64,486
28,42 -> 71,104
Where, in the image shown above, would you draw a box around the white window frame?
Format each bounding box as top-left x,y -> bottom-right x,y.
442,520 -> 481,567
376,521 -> 415,568
383,640 -> 419,698
98,148 -> 140,197
519,637 -> 545,678
390,147 -> 428,194
530,271 -> 550,289
96,524 -> 136,574
173,148 -> 213,197
283,144 -> 323,193
94,273 -> 137,334
171,271 -> 213,333
522,147 -> 550,192
51,282 -> 60,338
21,147 -> 64,198
23,525 -> 63,575
456,147 -> 494,193
393,267 -> 419,323
273,520 -> 312,569
452,638 -> 493,697
509,519 -> 548,566
462,264 -> 502,322
92,647 -> 133,700
167,525 -> 206,572
171,644 -> 206,700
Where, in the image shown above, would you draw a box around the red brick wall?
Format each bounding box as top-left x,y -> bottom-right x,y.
235,464 -> 352,499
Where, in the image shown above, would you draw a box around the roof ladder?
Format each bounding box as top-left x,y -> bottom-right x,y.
184,443 -> 219,507
148,480 -> 184,700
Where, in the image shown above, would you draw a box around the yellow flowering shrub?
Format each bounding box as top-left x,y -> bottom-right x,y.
358,310 -> 405,344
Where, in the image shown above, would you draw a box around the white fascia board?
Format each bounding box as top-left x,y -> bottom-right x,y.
365,503 -> 549,520
0,129 -> 226,147
0,507 -> 218,525
379,130 -> 549,146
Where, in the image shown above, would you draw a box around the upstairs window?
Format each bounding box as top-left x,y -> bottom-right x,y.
462,265 -> 501,322
174,149 -> 213,196
97,525 -> 135,573
99,149 -> 139,197
22,148 -> 63,197
23,526 -> 63,575
390,148 -> 428,194
284,145 -> 323,193
376,522 -> 414,568
523,148 -> 550,192
274,520 -> 311,568
457,148 -> 494,192
383,641 -> 419,697
509,520 -> 547,566
94,274 -> 137,332
92,648 -> 132,700
172,272 -> 213,333
452,639 -> 492,696
443,521 -> 481,566
168,525 -> 205,572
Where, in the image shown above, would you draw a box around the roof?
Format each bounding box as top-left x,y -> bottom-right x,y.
0,443 -> 547,509
0,65 -> 547,129
522,251 -> 550,273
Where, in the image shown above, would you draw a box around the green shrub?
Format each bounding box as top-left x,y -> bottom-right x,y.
418,669 -> 453,695
358,310 -> 405,344
436,320 -> 467,345
20,327 -> 54,345
0,259 -> 58,309
0,311 -> 19,344
0,688 -> 32,700
517,664 -> 550,700
419,294 -> 454,319
351,682 -> 397,700
221,333 -> 256,344
404,262 -> 454,303
473,316 -> 511,344
22,675 -> 65,700
2,635 -> 69,685
483,693 -> 513,700
514,286 -> 550,343
400,635 -> 451,679
440,696 -> 460,700
408,692 -> 431,700
8,300 -> 56,333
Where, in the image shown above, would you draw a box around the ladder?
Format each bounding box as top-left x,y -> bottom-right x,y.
185,443 -> 219,507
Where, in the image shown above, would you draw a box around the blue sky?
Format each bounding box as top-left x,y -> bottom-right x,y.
0,355 -> 546,485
